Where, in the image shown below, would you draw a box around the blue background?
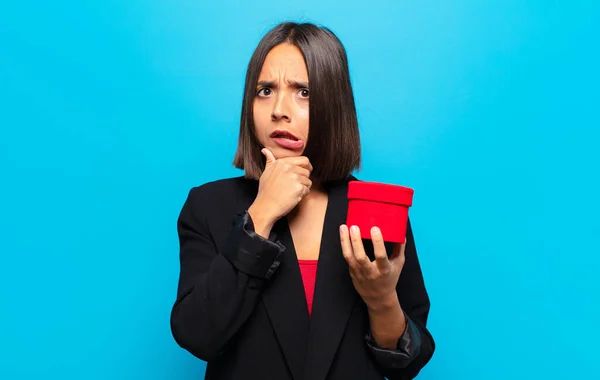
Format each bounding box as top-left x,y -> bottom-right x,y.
1,1 -> 598,379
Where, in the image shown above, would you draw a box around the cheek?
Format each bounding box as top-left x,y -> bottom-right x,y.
253,102 -> 270,136
294,100 -> 310,136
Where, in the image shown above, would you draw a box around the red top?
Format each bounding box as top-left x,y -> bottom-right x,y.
297,260 -> 318,317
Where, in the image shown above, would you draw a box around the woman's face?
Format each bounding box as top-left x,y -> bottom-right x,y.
253,43 -> 310,159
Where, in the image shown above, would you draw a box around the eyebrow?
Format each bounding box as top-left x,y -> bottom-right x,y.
256,80 -> 309,89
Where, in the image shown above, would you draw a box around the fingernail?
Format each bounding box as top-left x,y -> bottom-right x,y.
371,226 -> 380,234
339,225 -> 346,234
351,225 -> 359,233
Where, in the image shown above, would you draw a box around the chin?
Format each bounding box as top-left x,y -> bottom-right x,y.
271,147 -> 305,159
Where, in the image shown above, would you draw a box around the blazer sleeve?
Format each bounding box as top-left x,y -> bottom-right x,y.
170,186 -> 285,362
364,218 -> 436,379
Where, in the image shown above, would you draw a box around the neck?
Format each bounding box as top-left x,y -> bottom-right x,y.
310,175 -> 324,191
287,184 -> 327,219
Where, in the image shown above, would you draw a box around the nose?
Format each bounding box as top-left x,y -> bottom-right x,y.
271,92 -> 291,122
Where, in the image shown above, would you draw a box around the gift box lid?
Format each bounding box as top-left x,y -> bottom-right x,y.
348,181 -> 414,207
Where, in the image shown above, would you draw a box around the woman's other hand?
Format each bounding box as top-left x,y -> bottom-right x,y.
340,225 -> 406,310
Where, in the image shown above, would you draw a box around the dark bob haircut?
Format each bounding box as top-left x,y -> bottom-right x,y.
232,22 -> 361,182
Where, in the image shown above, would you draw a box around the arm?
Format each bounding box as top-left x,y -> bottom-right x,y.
366,293 -> 406,349
365,219 -> 436,379
170,187 -> 284,361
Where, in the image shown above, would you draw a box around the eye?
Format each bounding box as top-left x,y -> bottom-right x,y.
257,88 -> 272,97
298,89 -> 309,98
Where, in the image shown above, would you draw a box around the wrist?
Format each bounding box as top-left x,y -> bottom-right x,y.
366,292 -> 400,313
248,202 -> 276,238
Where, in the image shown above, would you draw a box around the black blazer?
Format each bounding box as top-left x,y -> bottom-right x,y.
170,176 -> 435,380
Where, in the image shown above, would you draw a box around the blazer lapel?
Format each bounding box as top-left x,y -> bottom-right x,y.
237,178 -> 311,380
261,218 -> 311,380
304,178 -> 359,380
236,176 -> 358,380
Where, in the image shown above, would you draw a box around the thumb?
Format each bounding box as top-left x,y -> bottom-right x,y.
261,148 -> 276,166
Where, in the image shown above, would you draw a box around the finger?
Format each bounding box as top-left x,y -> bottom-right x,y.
280,156 -> 313,172
390,239 -> 406,268
292,166 -> 311,179
370,227 -> 390,271
339,225 -> 357,268
349,226 -> 372,271
296,175 -> 312,188
294,177 -> 311,198
261,148 -> 276,167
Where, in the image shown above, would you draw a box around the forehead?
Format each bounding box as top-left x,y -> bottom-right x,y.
259,43 -> 308,80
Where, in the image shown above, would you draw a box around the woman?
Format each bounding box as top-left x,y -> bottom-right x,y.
170,22 -> 435,380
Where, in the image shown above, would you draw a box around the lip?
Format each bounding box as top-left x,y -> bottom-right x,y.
270,129 -> 300,140
270,129 -> 305,150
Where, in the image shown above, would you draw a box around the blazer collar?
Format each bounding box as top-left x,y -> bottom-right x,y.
237,175 -> 359,380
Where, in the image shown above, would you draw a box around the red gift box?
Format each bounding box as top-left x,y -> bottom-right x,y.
346,181 -> 414,243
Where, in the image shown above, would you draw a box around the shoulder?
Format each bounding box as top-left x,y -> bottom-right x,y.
182,175 -> 257,217
189,176 -> 247,197
178,176 -> 257,239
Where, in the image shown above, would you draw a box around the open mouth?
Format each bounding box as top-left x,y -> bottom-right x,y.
270,130 -> 299,141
